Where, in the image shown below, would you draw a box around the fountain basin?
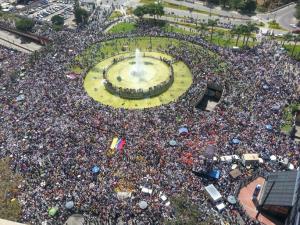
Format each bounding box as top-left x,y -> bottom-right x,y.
84,51 -> 192,109
103,55 -> 174,99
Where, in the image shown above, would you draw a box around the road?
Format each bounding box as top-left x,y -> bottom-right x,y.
164,0 -> 250,20
120,0 -> 297,32
256,3 -> 297,31
163,8 -> 249,26
0,29 -> 42,53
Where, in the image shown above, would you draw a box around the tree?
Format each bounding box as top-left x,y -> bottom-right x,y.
207,18 -> 219,42
145,3 -> 164,19
295,1 -> 300,20
133,6 -> 146,19
0,158 -> 22,221
51,15 -> 64,26
219,0 -> 230,8
245,22 -> 258,46
231,24 -> 243,46
74,7 -> 89,25
165,195 -> 216,225
197,22 -> 208,37
239,0 -> 256,13
229,0 -> 242,10
15,18 -> 35,32
282,32 -> 293,46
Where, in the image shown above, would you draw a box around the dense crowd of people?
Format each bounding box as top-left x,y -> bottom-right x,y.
1,20 -> 300,225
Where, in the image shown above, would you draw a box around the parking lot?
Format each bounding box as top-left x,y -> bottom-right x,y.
19,1 -> 75,26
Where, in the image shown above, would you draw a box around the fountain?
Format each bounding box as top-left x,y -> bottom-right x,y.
101,49 -> 175,99
131,49 -> 144,77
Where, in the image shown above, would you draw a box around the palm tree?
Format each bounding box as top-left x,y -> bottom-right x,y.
207,18 -> 219,42
231,25 -> 243,46
197,22 -> 208,37
216,30 -> 225,46
291,34 -> 300,56
245,22 -> 259,46
240,24 -> 249,46
282,32 -> 293,46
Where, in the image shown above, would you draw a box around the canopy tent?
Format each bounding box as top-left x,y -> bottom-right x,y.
231,138 -> 240,144
139,201 -> 148,209
265,124 -> 273,130
262,84 -> 269,90
117,191 -> 132,200
178,127 -> 188,135
92,166 -> 100,174
229,169 -> 242,179
227,195 -> 237,204
48,207 -> 58,217
65,201 -> 74,209
216,202 -> 226,212
208,169 -> 220,180
220,155 -> 240,163
169,140 -> 177,146
204,184 -> 222,202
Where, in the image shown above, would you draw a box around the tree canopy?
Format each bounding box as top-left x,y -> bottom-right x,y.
133,3 -> 164,19
209,0 -> 257,13
239,0 -> 257,13
51,15 -> 64,26
165,195 -> 216,225
15,18 -> 35,32
295,2 -> 300,20
74,7 -> 89,25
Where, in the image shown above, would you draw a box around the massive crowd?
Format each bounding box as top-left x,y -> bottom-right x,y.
1,20 -> 300,225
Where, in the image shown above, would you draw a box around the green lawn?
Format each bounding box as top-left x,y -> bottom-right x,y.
108,22 -> 136,34
139,0 -> 218,15
164,24 -> 196,35
75,36 -> 222,109
72,36 -> 220,72
281,103 -> 300,134
0,158 -> 22,222
108,11 -> 123,20
284,44 -> 300,60
107,20 -> 257,49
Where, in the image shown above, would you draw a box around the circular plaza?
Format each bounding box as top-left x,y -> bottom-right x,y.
81,37 -> 193,109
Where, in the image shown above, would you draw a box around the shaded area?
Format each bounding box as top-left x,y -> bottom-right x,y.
195,84 -> 223,111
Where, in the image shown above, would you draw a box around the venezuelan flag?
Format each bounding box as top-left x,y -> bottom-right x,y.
117,138 -> 126,151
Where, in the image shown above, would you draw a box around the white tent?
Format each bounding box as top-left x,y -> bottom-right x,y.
216,202 -> 226,212
205,184 -> 222,202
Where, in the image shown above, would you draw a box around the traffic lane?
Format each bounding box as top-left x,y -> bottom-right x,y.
165,8 -> 250,25
277,7 -> 297,31
164,0 -> 250,19
257,3 -> 296,20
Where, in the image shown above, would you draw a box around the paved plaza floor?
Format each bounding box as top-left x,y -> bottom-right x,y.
238,177 -> 276,225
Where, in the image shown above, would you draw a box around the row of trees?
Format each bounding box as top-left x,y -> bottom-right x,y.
197,19 -> 259,46
207,0 -> 257,14
197,19 -> 299,58
133,3 -> 164,20
295,1 -> 300,25
280,32 -> 300,57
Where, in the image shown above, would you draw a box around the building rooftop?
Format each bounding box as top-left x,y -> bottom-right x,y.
258,171 -> 300,207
